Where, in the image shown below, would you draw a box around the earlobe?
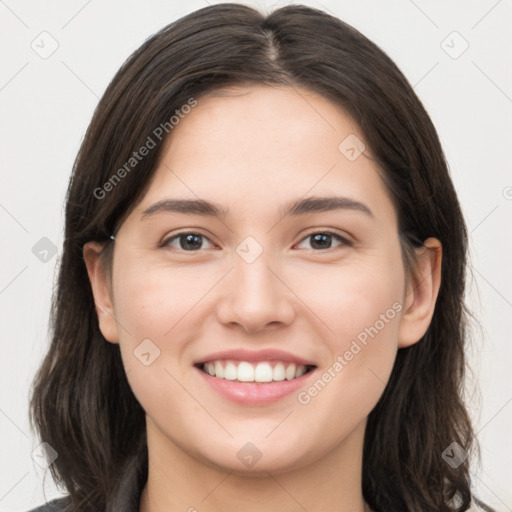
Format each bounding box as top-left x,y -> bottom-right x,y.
83,241 -> 120,344
397,237 -> 442,348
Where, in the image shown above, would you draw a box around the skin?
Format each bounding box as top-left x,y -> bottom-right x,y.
84,85 -> 442,512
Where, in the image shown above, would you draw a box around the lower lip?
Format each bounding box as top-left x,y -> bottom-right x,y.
195,367 -> 315,405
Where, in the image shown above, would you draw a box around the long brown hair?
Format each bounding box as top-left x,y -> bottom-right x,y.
29,4 -> 492,511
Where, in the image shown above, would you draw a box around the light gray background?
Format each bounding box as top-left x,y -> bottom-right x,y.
1,1 -> 511,511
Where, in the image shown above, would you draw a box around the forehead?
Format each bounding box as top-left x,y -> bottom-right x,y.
164,84 -> 362,161
132,84 -> 396,227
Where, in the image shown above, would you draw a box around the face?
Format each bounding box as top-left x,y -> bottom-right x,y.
85,84 -> 440,476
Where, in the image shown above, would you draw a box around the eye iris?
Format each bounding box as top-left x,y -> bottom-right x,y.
180,234 -> 203,250
310,233 -> 332,250
172,233 -> 338,251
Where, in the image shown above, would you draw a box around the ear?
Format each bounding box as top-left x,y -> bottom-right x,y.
83,241 -> 119,344
398,237 -> 442,348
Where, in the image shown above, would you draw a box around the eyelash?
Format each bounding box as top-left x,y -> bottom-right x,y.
159,230 -> 352,253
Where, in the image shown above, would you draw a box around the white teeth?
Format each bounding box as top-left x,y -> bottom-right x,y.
273,363 -> 286,381
285,363 -> 296,381
237,362 -> 254,382
214,361 -> 224,378
201,360 -> 311,382
295,365 -> 307,378
224,362 -> 237,380
254,362 -> 273,382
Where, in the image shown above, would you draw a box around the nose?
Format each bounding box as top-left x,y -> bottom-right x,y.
216,251 -> 296,333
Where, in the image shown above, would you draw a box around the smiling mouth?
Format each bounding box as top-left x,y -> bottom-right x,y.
196,360 -> 316,383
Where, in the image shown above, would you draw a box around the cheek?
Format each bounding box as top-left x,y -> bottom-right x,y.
111,256 -> 207,339
295,250 -> 405,353
110,256 -> 227,393
293,251 -> 404,431
333,268 -> 403,359
110,259 -> 202,420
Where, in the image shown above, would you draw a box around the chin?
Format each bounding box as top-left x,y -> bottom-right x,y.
189,431 -> 319,476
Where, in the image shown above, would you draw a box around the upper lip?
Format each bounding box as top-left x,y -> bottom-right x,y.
194,348 -> 317,367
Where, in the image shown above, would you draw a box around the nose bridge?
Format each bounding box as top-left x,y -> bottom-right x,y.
217,235 -> 295,331
233,236 -> 281,306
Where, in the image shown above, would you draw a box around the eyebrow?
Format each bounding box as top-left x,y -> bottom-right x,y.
141,196 -> 373,220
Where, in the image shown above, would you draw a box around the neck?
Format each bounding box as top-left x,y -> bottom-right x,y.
139,418 -> 368,512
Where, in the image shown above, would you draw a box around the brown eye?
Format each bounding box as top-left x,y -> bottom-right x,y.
162,232 -> 214,251
295,231 -> 350,251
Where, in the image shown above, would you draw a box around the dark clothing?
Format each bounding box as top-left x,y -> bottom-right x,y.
27,479 -> 142,512
27,438 -> 147,512
26,491 -> 140,512
27,498 -> 70,512
27,495 -> 487,512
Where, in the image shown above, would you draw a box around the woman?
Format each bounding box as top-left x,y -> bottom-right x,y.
28,3 -> 494,511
